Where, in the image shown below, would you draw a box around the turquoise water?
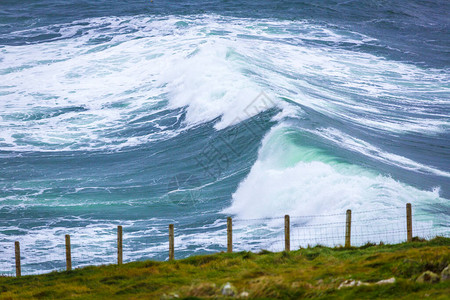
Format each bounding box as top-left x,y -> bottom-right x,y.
0,1 -> 449,274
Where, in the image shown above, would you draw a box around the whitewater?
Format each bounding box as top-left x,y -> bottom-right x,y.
0,2 -> 449,274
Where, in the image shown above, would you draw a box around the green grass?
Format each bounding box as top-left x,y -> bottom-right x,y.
1,237 -> 449,299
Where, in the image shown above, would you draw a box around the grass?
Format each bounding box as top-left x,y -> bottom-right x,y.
0,237 -> 449,299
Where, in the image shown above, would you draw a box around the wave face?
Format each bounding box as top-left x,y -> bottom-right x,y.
0,1 -> 449,274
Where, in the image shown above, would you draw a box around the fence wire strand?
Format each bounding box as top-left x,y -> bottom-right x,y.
2,205 -> 449,276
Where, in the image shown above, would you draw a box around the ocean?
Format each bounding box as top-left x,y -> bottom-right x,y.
0,0 -> 449,274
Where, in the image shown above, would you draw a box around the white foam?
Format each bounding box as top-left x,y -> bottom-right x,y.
312,127 -> 450,178
225,125 -> 449,222
1,14 -> 448,151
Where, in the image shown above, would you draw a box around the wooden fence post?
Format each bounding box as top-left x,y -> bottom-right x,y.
406,203 -> 412,242
15,241 -> 21,277
65,235 -> 72,271
284,215 -> 290,252
117,226 -> 123,265
227,217 -> 232,253
345,209 -> 352,248
169,224 -> 174,261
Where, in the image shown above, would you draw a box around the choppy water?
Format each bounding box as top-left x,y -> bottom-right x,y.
0,0 -> 449,274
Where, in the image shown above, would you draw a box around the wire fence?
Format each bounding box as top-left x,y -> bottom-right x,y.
1,203 -> 449,277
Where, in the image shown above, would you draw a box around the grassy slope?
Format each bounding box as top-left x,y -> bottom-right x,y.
1,237 -> 449,299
